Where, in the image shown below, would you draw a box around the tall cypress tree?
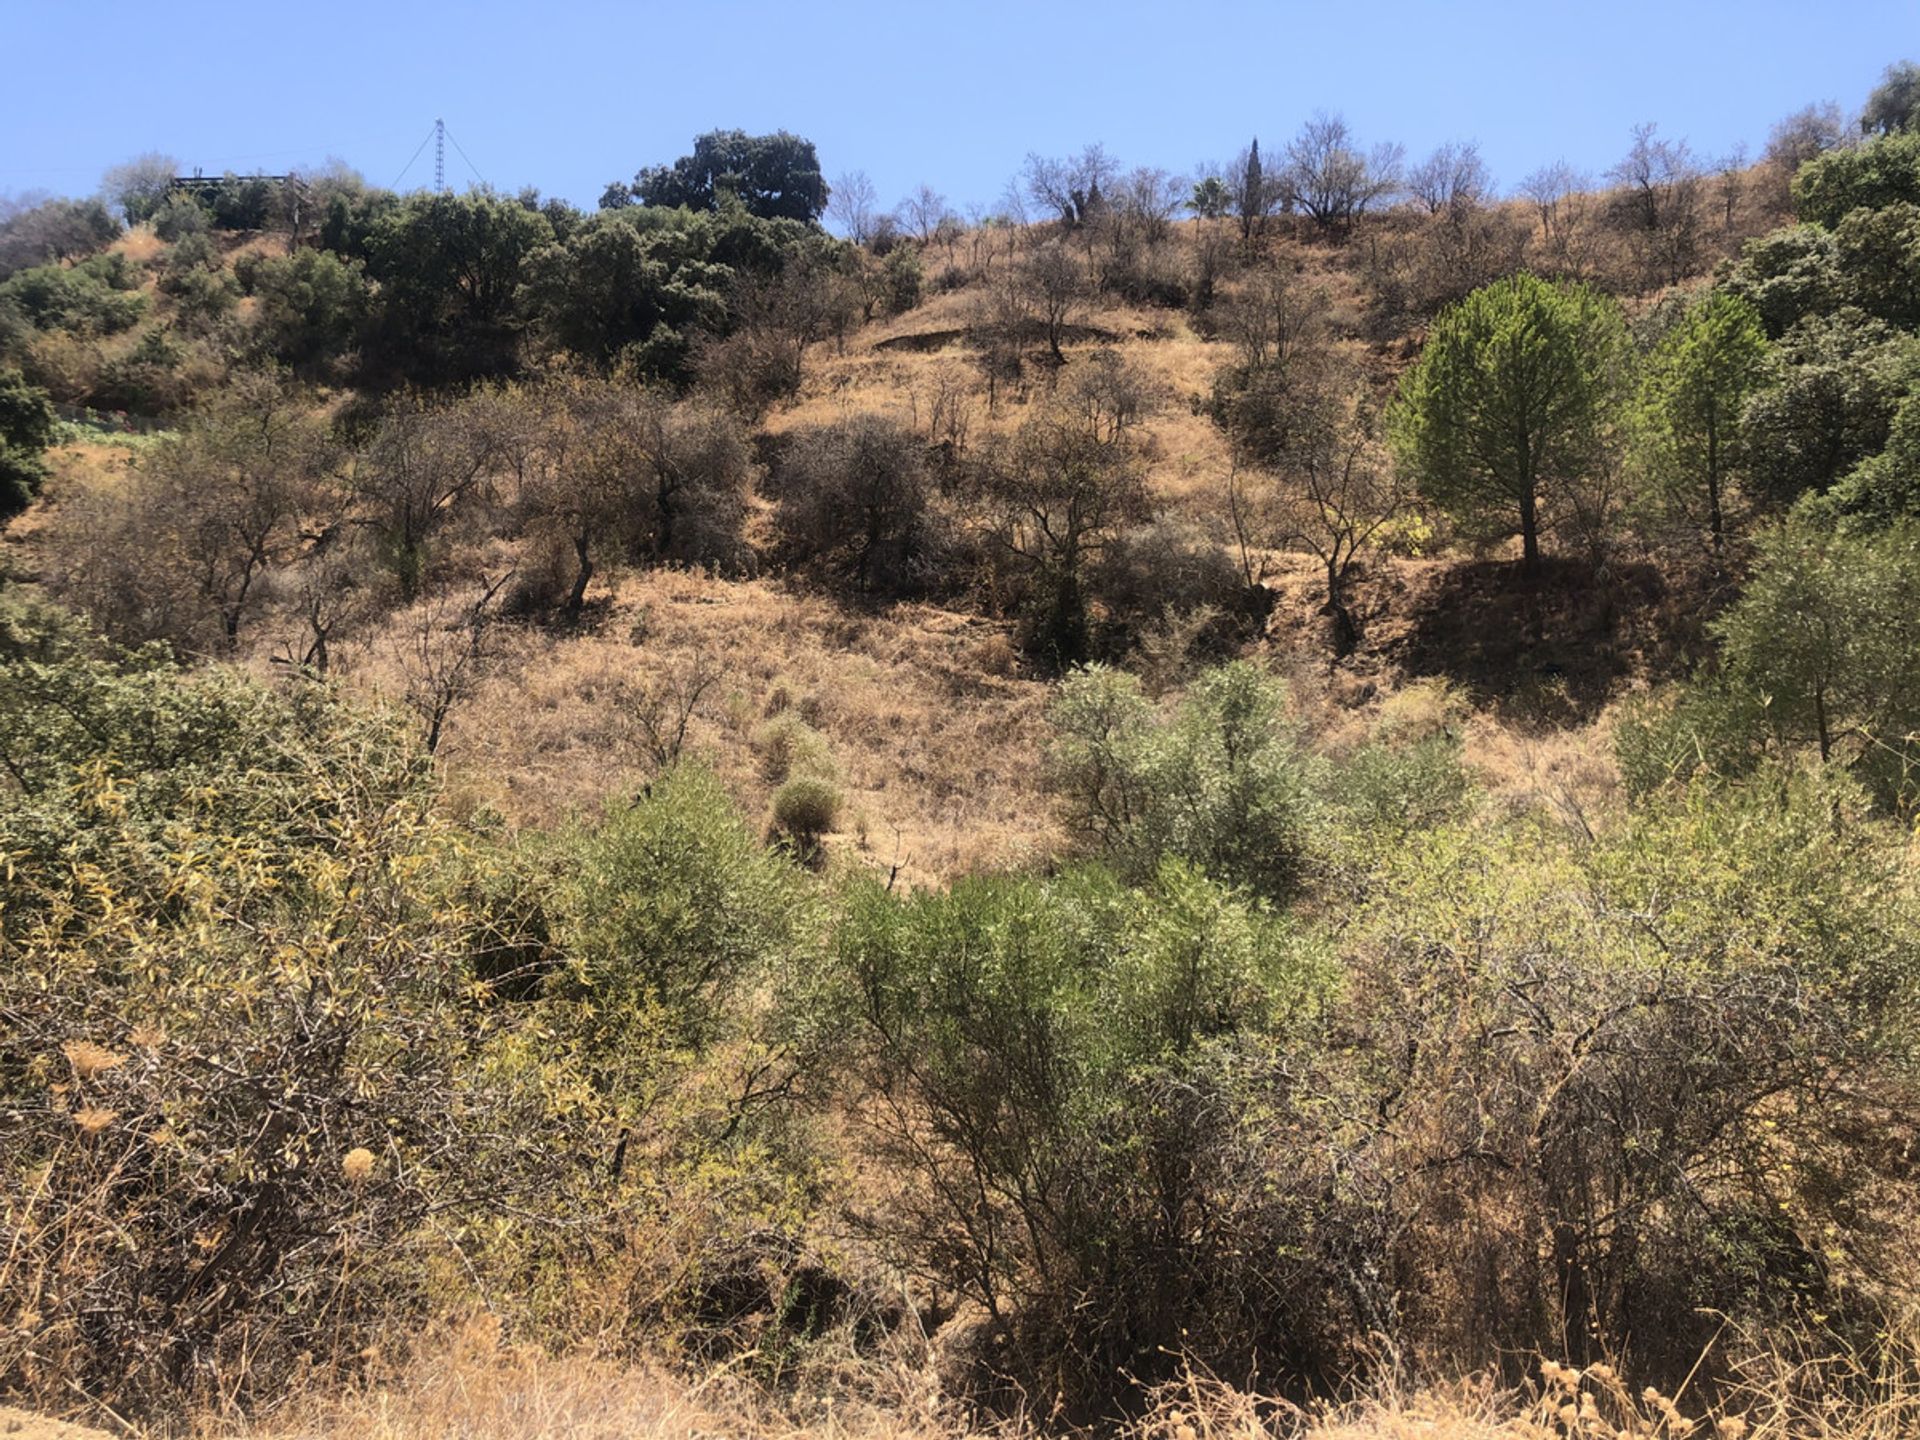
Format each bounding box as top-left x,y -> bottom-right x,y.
1239,138 -> 1265,243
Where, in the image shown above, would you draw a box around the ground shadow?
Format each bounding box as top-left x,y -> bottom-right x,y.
1385,555 -> 1680,724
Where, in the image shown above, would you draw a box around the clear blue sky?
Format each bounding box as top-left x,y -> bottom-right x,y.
1,0 -> 1912,215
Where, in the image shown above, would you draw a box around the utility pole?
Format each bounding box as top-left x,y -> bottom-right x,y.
435,118 -> 446,193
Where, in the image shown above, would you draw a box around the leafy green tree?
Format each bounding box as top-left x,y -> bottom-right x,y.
1861,59 -> 1920,137
365,190 -> 553,381
625,129 -> 829,223
520,205 -> 837,383
1631,290 -> 1769,551
1741,310 -> 1918,505
1711,518 -> 1920,809
1793,131 -> 1920,226
317,185 -> 402,261
246,247 -> 372,368
519,208 -> 733,376
1390,272 -> 1630,569
1720,225 -> 1839,338
1833,199 -> 1920,325
0,368 -> 56,519
1828,389 -> 1920,528
208,173 -> 279,231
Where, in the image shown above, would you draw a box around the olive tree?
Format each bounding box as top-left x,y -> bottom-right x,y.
981,353 -> 1154,665
771,415 -> 947,596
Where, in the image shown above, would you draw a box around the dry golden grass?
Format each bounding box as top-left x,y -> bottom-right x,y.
0,1407 -> 118,1440
386,567 -> 1059,886
206,1314 -> 971,1440
107,225 -> 165,267
173,1329 -> 1920,1440
15,212 -> 1698,888
773,243 -> 1252,525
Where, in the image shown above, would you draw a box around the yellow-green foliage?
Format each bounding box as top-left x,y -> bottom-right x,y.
0,627 -> 539,1412
752,710 -> 836,785
0,607 -> 829,1414
1333,769 -> 1919,1371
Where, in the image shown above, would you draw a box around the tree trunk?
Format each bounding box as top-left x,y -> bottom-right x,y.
655,478 -> 676,562
1324,559 -> 1358,658
566,532 -> 593,619
1705,416 -> 1724,555
1519,486 -> 1541,571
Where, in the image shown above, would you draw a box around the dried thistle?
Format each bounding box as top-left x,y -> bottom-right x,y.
72,1107 -> 118,1134
342,1146 -> 377,1186
63,1040 -> 126,1080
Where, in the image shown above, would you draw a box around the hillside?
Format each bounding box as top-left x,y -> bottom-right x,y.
5,92 -> 1920,1440
9,196 -> 1744,872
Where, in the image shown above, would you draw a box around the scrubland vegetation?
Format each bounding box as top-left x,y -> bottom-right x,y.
5,66 -> 1920,1440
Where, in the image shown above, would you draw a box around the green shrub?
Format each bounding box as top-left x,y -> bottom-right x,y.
246,246 -> 371,368
811,859 -> 1335,1403
0,254 -> 146,335
1612,681 -> 1775,799
771,774 -> 841,853
880,243 -> 921,313
1338,778 -> 1920,1379
752,710 -> 834,784
150,193 -> 210,242
548,765 -> 806,1058
1330,733 -> 1472,835
0,631 -> 562,1416
0,617 -> 829,1418
1049,661 -> 1318,898
0,367 -> 56,517
1615,518 -> 1920,814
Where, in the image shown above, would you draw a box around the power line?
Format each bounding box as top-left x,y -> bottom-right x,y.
391,125 -> 435,190
443,124 -> 487,189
